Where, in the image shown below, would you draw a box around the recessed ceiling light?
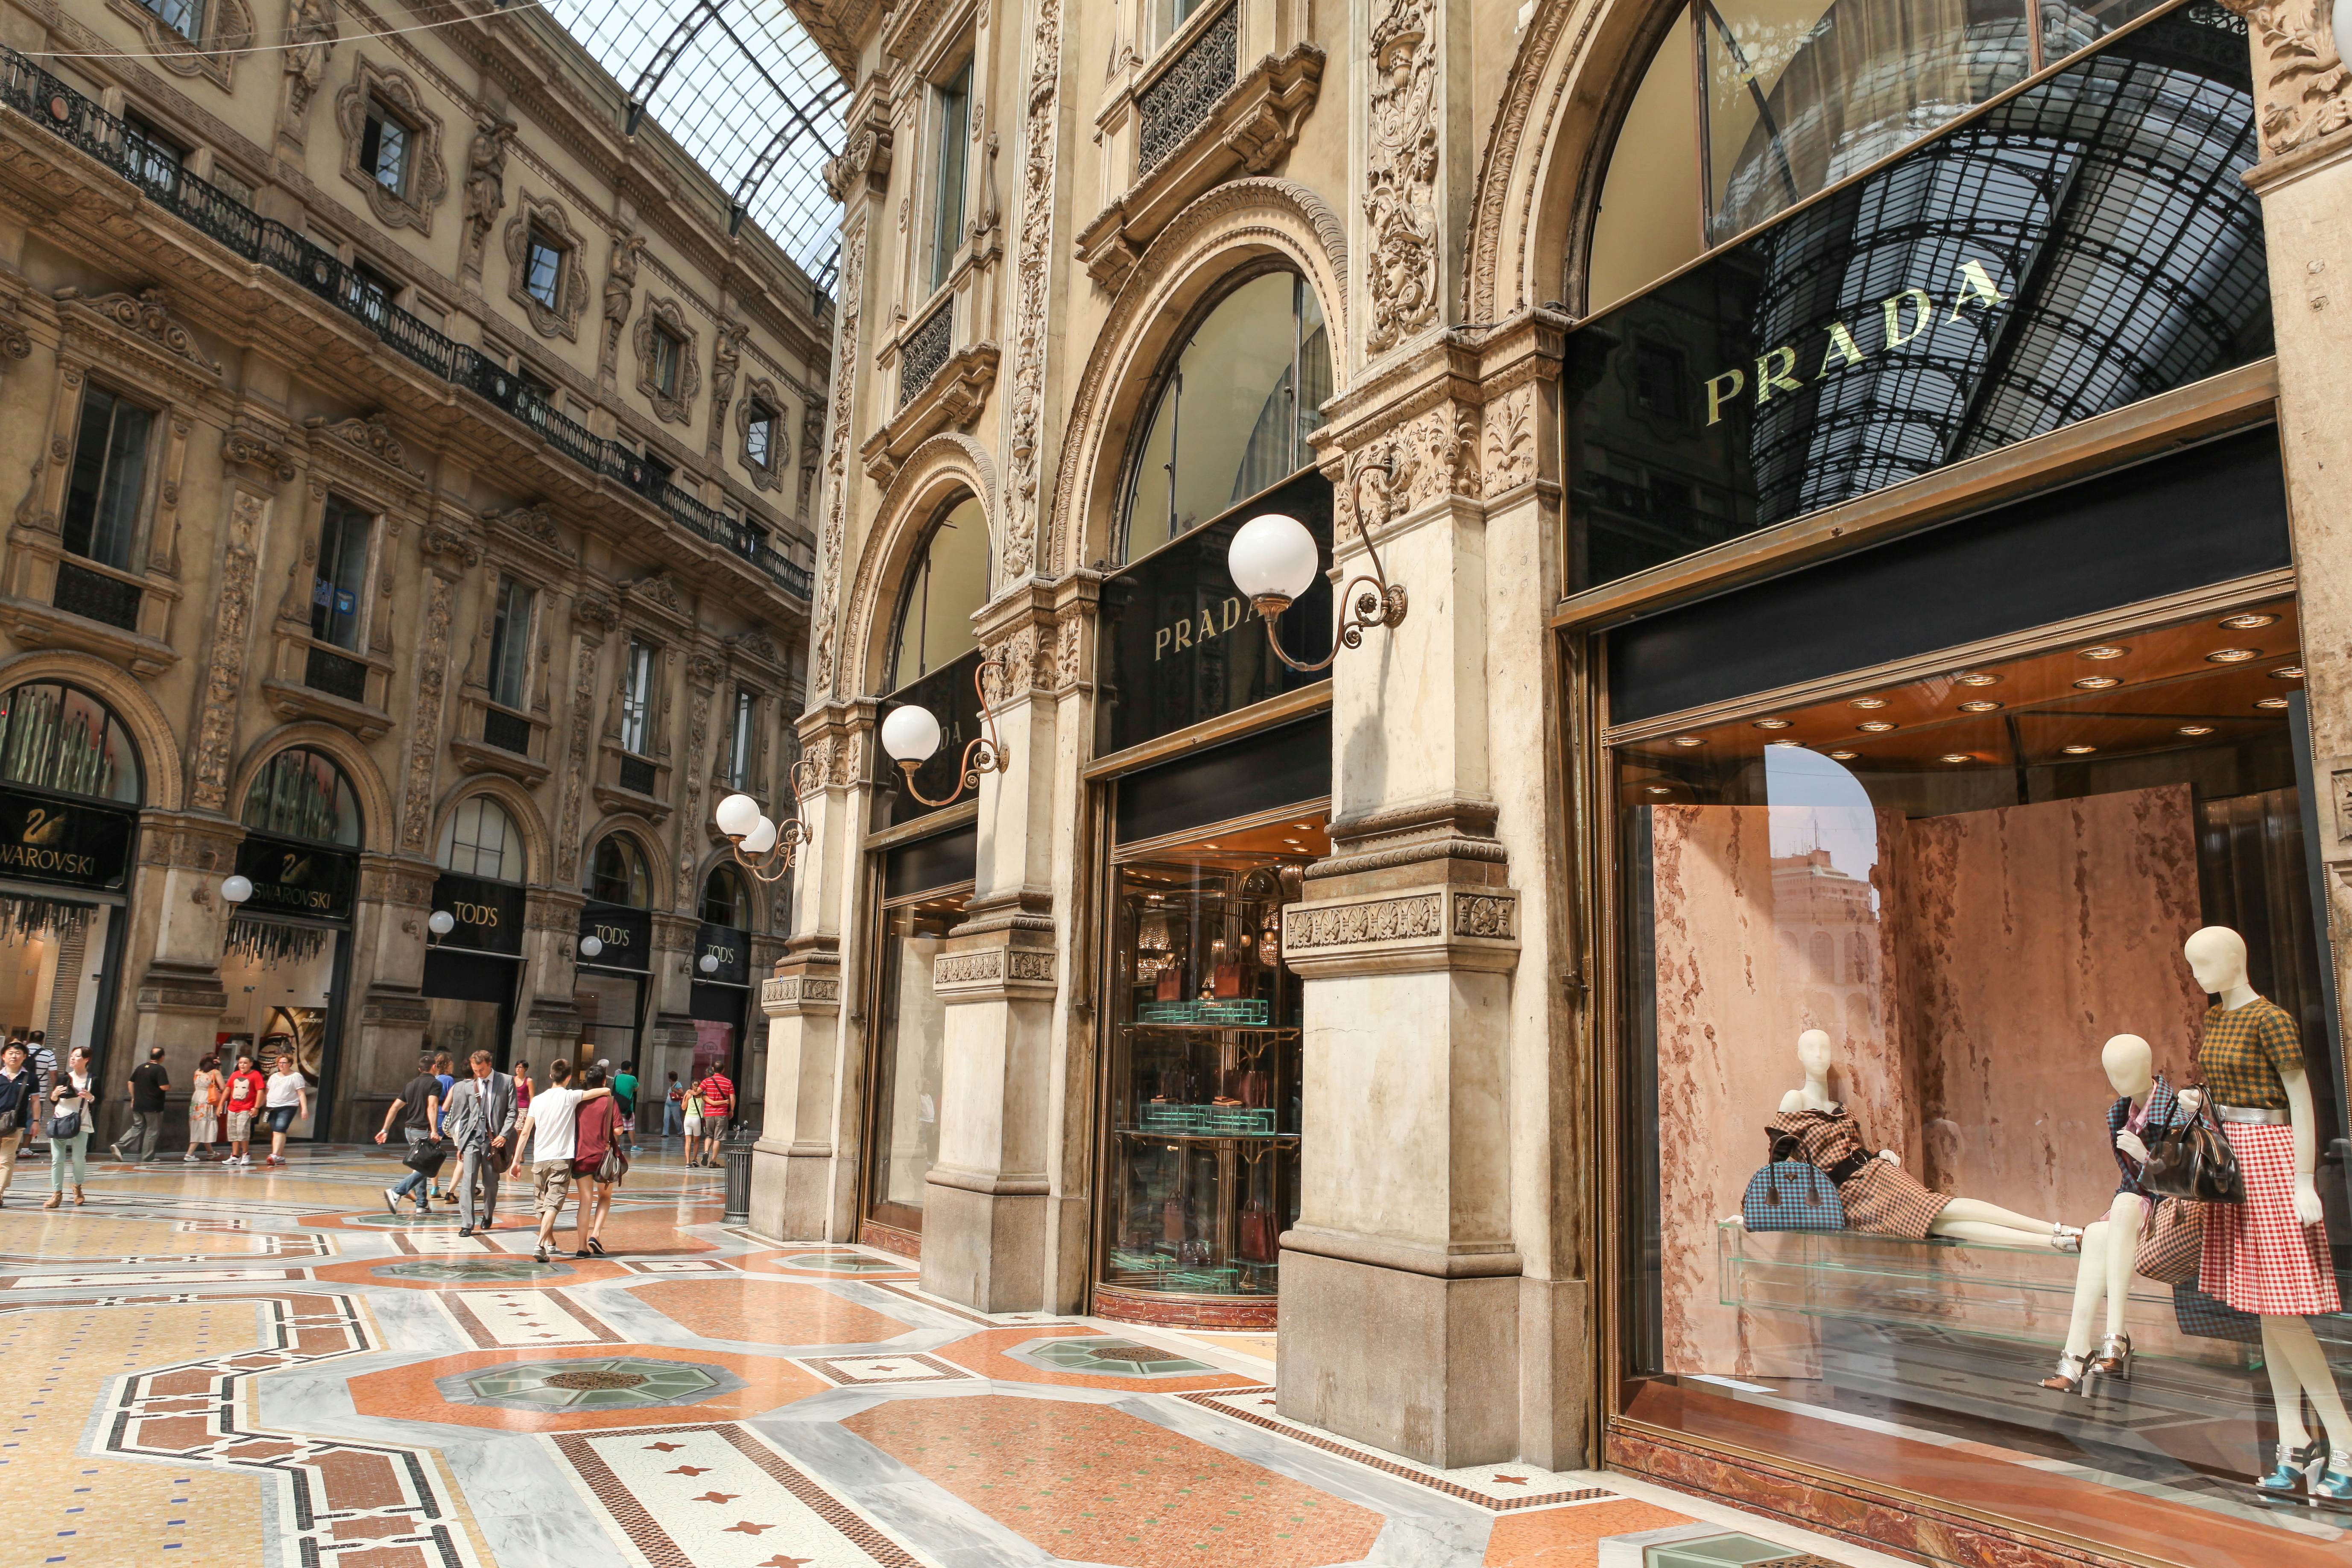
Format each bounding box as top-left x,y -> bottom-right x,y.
1828,750 -> 1859,760
1644,785 -> 1672,796
1849,697 -> 1888,709
2270,665 -> 2305,679
1768,739 -> 1804,748
2176,725 -> 2214,736
2206,648 -> 2259,664
1954,672 -> 2004,687
2256,696 -> 2291,710
2221,612 -> 2278,630
1958,700 -> 2003,713
2079,646 -> 2129,661
1939,753 -> 1975,764
2062,744 -> 2097,755
1671,736 -> 1705,747
2073,676 -> 2119,690
1752,718 -> 1791,730
1857,721 -> 1896,733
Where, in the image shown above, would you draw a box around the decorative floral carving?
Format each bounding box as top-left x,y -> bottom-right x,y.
799,401 -> 823,509
1000,0 -> 1064,579
811,222 -> 866,696
483,503 -> 576,562
1483,386 -> 1535,497
460,118 -> 515,275
503,191 -> 591,339
400,571 -> 459,851
334,57 -> 448,234
1286,894 -> 1442,948
727,628 -> 780,665
281,0 -> 336,132
555,634 -> 600,883
625,570 -> 684,615
58,286 -> 221,374
1056,615 -> 1082,687
573,591 -> 620,632
2221,0 -> 2352,154
822,104 -> 895,201
304,413 -> 425,481
677,682 -> 712,903
190,489 -> 271,811
934,951 -> 1003,984
632,295 -> 700,425
1454,894 -> 1516,939
1363,0 -> 1439,355
110,0 -> 252,90
601,232 -> 645,376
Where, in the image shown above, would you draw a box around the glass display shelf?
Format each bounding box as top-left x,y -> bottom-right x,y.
1117,1129 -> 1301,1144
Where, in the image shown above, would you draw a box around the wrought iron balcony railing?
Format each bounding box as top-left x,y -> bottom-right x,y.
1137,2 -> 1238,175
0,47 -> 813,604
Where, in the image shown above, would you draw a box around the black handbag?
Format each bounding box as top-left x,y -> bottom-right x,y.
402,1136 -> 451,1176
2139,1095 -> 2244,1204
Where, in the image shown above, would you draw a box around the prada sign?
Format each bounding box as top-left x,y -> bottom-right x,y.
0,788 -> 132,890
234,834 -> 356,921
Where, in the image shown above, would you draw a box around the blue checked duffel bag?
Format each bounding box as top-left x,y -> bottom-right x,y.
1741,1133 -> 1847,1232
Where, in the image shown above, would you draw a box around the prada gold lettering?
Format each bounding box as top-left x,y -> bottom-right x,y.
1704,369 -> 1746,426
1152,596 -> 1250,661
1819,320 -> 1868,375
1754,346 -> 1802,404
1883,287 -> 1934,349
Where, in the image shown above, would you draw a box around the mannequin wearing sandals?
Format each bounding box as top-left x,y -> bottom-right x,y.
2176,926 -> 2352,1502
1754,1029 -> 2084,1249
2039,1034 -> 2173,1395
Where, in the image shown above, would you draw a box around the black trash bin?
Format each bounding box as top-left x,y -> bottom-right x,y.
722,1127 -> 755,1223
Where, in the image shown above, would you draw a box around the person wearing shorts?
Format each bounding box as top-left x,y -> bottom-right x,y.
222,1053 -> 264,1164
505,1058 -> 611,1264
262,1055 -> 307,1165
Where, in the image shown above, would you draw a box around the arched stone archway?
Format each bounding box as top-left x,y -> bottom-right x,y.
579,813 -> 668,908
0,649 -> 184,810
1043,177 -> 1349,578
427,775 -> 553,886
832,432 -> 997,702
229,722 -> 396,854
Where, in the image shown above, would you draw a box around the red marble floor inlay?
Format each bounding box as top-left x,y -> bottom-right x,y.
631,1278 -> 913,1347
1482,1498 -> 1697,1567
933,1323 -> 1257,1392
844,1392 -> 1384,1567
347,1342 -> 826,1432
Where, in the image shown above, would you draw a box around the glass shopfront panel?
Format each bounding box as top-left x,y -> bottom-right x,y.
574,899 -> 650,1070
1611,568 -> 2352,1551
863,825 -> 976,1241
424,872 -> 525,1070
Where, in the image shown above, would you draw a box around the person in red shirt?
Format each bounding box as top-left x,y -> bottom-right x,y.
692,1070 -> 733,1168
222,1053 -> 267,1166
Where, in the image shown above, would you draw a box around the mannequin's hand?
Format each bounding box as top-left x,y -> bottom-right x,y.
2177,1088 -> 2203,1114
1876,1149 -> 1900,1166
2115,1131 -> 2149,1164
2296,1175 -> 2325,1226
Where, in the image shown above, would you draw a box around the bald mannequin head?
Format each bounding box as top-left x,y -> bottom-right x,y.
2100,1033 -> 2154,1098
2184,925 -> 2250,998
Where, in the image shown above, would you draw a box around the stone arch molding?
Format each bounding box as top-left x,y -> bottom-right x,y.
0,649 -> 184,811
228,721 -> 397,855
428,774 -> 553,887
835,431 -> 998,701
1045,177 -> 1349,577
580,811 -> 669,908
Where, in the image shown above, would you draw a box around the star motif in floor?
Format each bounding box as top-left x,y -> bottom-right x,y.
667,1464 -> 710,1475
690,1490 -> 740,1503
644,1441 -> 684,1451
723,1520 -> 776,1535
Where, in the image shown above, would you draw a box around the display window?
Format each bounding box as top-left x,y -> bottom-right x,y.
1610,588 -> 2352,1556
424,796 -> 527,1070
576,833 -> 653,1070
863,879 -> 966,1246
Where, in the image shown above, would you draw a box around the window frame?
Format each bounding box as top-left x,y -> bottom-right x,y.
308,492 -> 378,653
523,226 -> 565,311
587,832 -> 651,907
59,380 -> 161,573
884,493 -> 990,693
744,402 -> 778,471
133,0 -> 203,42
436,794 -> 520,883
485,571 -> 537,713
649,326 -> 683,399
926,55 -> 973,298
619,637 -> 657,758
728,686 -> 758,790
359,98 -> 412,197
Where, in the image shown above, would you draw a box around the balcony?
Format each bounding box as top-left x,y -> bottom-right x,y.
0,47 -> 813,605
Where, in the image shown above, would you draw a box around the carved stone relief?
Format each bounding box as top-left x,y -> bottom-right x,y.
401,568 -> 460,851
109,0 -> 253,90
708,319 -> 748,458
56,287 -> 222,376
1363,0 -> 1440,356
1000,0 -> 1065,579
811,222 -> 866,696
460,118 -> 516,277
799,400 -> 823,509
280,0 -> 336,141
632,295 -> 701,426
1482,385 -> 1535,498
2221,0 -> 2352,154
600,233 -> 645,379
334,57 -> 448,235
503,191 -> 591,339
189,485 -> 272,813
1287,894 -> 1442,948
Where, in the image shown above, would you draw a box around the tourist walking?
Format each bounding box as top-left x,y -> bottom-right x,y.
184,1055 -> 223,1161
427,1052 -> 456,1198
505,1059 -> 612,1264
612,1060 -> 638,1147
373,1053 -> 444,1214
43,1045 -> 97,1208
0,1040 -> 41,1205
663,1072 -> 683,1138
222,1053 -> 264,1164
115,1046 -> 170,1162
440,1050 -> 517,1237
512,1061 -> 534,1163
691,1067 -> 734,1167
262,1055 -> 307,1166
570,1067 -> 627,1256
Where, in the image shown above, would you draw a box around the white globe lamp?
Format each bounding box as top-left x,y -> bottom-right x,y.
579,934 -> 604,959
881,703 -> 943,766
1228,513 -> 1322,612
740,815 -> 778,855
714,792 -> 762,840
699,953 -> 720,974
220,874 -> 254,905
427,910 -> 456,936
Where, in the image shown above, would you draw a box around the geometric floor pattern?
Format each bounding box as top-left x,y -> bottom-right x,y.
0,1140 -> 1908,1568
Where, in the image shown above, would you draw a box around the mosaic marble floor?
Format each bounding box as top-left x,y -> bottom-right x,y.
0,1141 -> 1907,1568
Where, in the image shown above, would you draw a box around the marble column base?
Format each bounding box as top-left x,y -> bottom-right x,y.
1275,1245 -> 1520,1467
920,1175 -> 1047,1313
748,1144 -> 841,1243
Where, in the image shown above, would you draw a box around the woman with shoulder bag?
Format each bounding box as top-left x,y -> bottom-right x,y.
0,1040 -> 38,1205
569,1068 -> 627,1257
44,1045 -> 97,1208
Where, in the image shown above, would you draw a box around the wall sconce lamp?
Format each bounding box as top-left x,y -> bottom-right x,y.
699,952 -> 720,975
714,758 -> 820,883
1227,510 -> 1407,673
879,652 -> 1010,808
426,910 -> 456,938
579,934 -> 604,959
220,875 -> 254,907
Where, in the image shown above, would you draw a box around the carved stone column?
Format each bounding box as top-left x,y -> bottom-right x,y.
124,810 -> 246,1139
398,523 -> 482,857
521,886 -> 586,1065
921,587 -> 1060,1312
347,851 -> 436,1140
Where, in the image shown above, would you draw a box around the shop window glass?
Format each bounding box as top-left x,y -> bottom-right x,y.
486,573 -> 534,711
1100,814 -> 1327,1313
1615,593 -> 2352,1547
588,834 -> 649,907
928,59 -> 971,295
620,638 -> 656,755
0,682 -> 141,803
885,496 -> 988,690
1123,270 -> 1330,563
60,385 -> 154,571
310,495 -> 374,651
701,864 -> 750,928
867,892 -> 961,1228
436,796 -> 516,882
241,749 -> 360,846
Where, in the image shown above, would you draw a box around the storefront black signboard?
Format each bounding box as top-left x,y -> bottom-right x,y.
234,834 -> 356,921
694,920 -> 749,987
1095,468 -> 1332,755
429,873 -> 525,956
1565,2 -> 2268,591
578,900 -> 651,971
0,787 -> 133,890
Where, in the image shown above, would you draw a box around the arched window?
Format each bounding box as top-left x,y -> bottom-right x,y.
587,834 -> 649,907
1584,0 -> 2155,312
885,494 -> 989,691
241,748 -> 360,846
1122,269 -> 1331,562
438,796 -> 518,883
0,682 -> 142,803
1807,930 -> 1837,984
701,863 -> 751,929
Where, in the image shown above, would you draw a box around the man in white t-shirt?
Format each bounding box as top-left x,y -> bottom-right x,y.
506,1058 -> 612,1263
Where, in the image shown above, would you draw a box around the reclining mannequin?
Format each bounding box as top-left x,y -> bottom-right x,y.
2038,1033 -> 2172,1394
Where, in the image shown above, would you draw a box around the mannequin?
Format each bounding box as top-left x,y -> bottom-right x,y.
2176,925 -> 2350,1501
2038,1034 -> 2171,1394
1739,1028 -> 2081,1248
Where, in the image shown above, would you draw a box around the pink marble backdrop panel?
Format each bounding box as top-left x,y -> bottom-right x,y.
1891,785 -> 2207,1226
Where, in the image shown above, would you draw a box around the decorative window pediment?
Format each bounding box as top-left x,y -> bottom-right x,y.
333,57 -> 447,235
632,295 -> 700,426
502,192 -> 589,340
108,0 -> 254,91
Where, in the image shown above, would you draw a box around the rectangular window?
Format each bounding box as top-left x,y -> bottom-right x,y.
348,260 -> 396,325
208,163 -> 254,206
651,328 -> 682,397
486,573 -> 535,711
929,60 -> 971,295
745,405 -> 775,469
1145,0 -> 1208,50
524,229 -> 564,309
310,494 -> 374,650
136,0 -> 202,41
122,114 -> 183,193
620,638 -> 655,755
729,687 -> 756,790
59,386 -> 155,570
359,102 -> 410,195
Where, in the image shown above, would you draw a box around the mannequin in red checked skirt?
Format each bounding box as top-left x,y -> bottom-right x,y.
2177,926 -> 2351,1500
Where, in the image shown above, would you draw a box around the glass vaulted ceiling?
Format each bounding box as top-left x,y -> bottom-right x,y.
544,0 -> 846,292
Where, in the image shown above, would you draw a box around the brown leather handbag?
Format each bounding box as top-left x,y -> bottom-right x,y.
2139,1097 -> 2244,1205
2132,1196 -> 2205,1283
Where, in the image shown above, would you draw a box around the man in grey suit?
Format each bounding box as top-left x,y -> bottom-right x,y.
439,1049 -> 518,1236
